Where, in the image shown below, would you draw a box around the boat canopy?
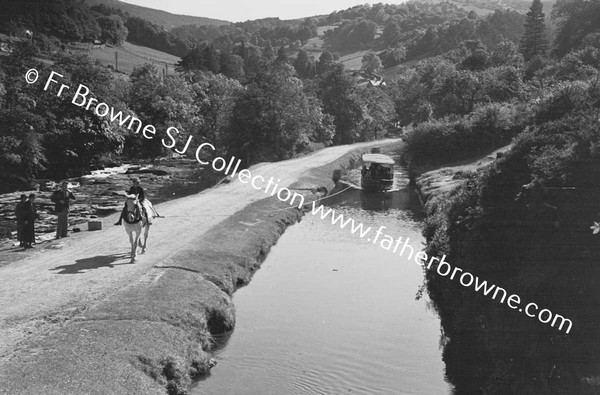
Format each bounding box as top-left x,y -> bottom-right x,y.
362,153 -> 395,165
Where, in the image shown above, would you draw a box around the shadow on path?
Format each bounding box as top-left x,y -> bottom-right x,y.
51,253 -> 130,274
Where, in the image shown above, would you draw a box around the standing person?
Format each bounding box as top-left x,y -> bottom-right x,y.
22,193 -> 37,249
51,181 -> 76,239
15,194 -> 27,247
115,177 -> 154,226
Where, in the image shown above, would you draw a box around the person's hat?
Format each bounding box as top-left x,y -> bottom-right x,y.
132,177 -> 140,183
20,194 -> 27,199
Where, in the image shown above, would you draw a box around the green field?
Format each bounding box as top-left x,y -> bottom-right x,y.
301,25 -> 336,56
81,41 -> 181,75
316,26 -> 336,35
338,50 -> 371,71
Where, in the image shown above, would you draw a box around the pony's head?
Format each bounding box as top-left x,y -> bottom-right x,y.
125,194 -> 140,222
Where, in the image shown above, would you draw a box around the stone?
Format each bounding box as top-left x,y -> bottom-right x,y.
88,220 -> 102,231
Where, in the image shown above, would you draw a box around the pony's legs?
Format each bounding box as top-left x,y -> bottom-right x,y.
140,224 -> 150,254
133,229 -> 142,261
128,231 -> 137,262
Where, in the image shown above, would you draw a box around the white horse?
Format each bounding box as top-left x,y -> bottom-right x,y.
121,194 -> 155,262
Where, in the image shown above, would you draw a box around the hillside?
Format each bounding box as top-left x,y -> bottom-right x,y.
81,41 -> 181,74
427,0 -> 555,14
84,0 -> 230,28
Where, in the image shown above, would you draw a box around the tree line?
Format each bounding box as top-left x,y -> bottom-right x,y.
0,37 -> 396,191
1,0 -> 598,195
0,0 -> 128,46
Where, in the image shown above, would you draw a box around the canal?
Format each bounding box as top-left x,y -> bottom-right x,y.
193,154 -> 451,394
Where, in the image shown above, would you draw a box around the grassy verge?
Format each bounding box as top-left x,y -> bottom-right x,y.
0,196 -> 308,394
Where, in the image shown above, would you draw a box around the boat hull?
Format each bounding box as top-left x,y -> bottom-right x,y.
361,177 -> 394,192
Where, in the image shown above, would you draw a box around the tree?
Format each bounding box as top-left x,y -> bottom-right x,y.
128,64 -> 200,158
318,64 -> 364,144
0,109 -> 46,182
293,49 -> 315,79
41,55 -> 126,177
459,40 -> 489,71
350,19 -> 378,47
481,66 -> 523,102
381,46 -> 406,68
552,0 -> 600,57
489,41 -> 524,68
390,68 -> 432,126
382,21 -> 402,46
433,68 -> 485,116
276,45 -> 288,63
97,15 -> 128,45
225,65 -> 333,164
296,25 -> 314,42
220,52 -> 245,80
243,45 -> 265,82
358,86 -> 395,140
361,52 -> 383,74
316,51 -> 336,76
125,17 -> 188,57
193,74 -> 243,152
262,42 -> 276,63
0,44 -> 47,183
176,45 -> 207,72
0,0 -> 100,43
205,45 -> 220,73
519,0 -> 548,61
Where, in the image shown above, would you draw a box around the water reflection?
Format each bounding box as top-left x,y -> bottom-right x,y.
192,156 -> 449,394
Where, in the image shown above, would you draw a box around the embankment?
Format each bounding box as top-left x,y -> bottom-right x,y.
0,140 -> 402,395
412,139 -> 600,392
410,145 -> 511,207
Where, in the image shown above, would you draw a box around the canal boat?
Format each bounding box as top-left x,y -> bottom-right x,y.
360,150 -> 395,192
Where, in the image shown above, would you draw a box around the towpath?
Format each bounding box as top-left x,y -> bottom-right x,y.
0,139 -> 400,361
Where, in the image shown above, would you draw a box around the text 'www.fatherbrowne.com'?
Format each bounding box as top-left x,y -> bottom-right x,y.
310,201 -> 573,334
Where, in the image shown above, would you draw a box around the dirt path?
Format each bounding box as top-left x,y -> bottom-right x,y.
0,139 -> 400,360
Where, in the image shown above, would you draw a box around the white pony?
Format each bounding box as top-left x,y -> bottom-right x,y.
121,194 -> 155,262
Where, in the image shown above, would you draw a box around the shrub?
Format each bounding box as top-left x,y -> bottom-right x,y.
534,80 -> 592,124
404,103 -> 521,165
468,103 -> 517,151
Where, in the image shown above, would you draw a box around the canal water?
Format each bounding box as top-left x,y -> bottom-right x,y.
193,155 -> 451,394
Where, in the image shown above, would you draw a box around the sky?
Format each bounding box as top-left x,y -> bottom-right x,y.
123,0 -> 407,23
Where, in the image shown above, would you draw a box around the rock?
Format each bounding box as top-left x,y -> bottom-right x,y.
87,221 -> 102,231
40,181 -> 58,191
93,207 -> 118,215
125,168 -> 170,176
0,159 -> 208,241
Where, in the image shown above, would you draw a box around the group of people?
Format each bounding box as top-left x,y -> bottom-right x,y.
14,177 -> 149,249
14,181 -> 75,248
14,193 -> 37,248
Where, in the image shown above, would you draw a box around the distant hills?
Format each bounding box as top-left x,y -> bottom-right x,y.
419,0 -> 555,14
84,0 -> 230,28
81,0 -> 555,33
